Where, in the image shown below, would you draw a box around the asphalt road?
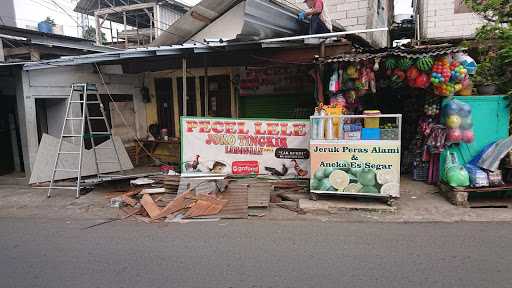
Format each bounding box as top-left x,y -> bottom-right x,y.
0,218 -> 511,288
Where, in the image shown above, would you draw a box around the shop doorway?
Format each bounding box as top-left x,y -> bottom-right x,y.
200,75 -> 231,118
0,93 -> 20,175
177,77 -> 198,117
155,78 -> 175,136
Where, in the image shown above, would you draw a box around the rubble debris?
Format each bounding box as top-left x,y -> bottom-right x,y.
184,195 -> 228,218
140,194 -> 162,219
248,181 -> 272,207
110,197 -> 123,208
121,195 -> 138,207
276,203 -> 306,215
140,188 -> 166,195
130,178 -> 155,186
270,194 -> 282,203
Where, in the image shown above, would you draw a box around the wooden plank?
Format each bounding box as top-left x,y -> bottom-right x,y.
184,197 -> 227,218
140,194 -> 162,219
215,183 -> 249,219
95,3 -> 155,16
248,181 -> 271,208
121,195 -> 138,207
155,191 -> 194,219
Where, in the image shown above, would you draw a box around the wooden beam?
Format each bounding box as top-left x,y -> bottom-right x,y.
30,49 -> 40,62
3,47 -> 30,56
95,3 -> 154,16
95,14 -> 101,45
190,11 -> 212,24
182,58 -> 187,117
0,40 -> 4,63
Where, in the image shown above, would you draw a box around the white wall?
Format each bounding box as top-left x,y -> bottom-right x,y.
418,0 -> 485,40
20,64 -> 146,175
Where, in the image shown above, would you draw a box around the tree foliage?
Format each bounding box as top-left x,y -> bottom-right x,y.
82,26 -> 107,44
464,0 -> 512,94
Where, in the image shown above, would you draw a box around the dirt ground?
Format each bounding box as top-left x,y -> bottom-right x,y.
1,172 -> 512,222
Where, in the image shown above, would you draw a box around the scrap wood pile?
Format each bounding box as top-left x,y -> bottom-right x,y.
112,176 -> 249,223
110,175 -> 310,223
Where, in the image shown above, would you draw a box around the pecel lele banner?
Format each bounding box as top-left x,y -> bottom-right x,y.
181,117 -> 311,177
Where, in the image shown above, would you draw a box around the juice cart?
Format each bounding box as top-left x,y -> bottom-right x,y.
309,114 -> 402,203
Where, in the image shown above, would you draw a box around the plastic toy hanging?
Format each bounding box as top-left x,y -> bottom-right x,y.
442,99 -> 474,144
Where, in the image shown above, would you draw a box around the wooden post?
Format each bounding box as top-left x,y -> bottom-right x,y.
0,40 -> 4,63
182,58 -> 187,116
95,13 -> 101,45
109,20 -> 113,44
204,55 -> 209,116
195,77 -> 201,116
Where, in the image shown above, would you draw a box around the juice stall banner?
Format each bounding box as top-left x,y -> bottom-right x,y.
310,142 -> 401,197
181,117 -> 311,177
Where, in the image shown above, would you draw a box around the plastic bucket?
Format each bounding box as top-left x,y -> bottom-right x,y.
363,110 -> 380,128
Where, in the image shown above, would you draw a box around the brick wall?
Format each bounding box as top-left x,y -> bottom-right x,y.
276,0 -> 391,47
418,0 -> 485,40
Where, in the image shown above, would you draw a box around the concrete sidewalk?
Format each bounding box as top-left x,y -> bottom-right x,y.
0,173 -> 511,222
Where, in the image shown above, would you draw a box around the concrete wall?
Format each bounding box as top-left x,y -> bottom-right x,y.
19,64 -> 146,176
278,0 -> 392,47
416,0 -> 485,40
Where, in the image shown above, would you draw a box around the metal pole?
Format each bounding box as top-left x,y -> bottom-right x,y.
260,27 -> 389,43
204,55 -> 208,117
182,58 -> 187,116
123,12 -> 127,48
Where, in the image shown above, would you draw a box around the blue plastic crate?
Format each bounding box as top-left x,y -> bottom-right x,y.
361,128 -> 381,140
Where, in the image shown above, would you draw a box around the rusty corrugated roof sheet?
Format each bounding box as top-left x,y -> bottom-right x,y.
322,46 -> 467,63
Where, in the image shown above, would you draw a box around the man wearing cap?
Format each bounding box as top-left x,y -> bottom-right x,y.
298,0 -> 332,35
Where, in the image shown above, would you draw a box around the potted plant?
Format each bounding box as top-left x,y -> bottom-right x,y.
473,57 -> 500,95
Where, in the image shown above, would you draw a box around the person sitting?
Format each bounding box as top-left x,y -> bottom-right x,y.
298,0 -> 332,35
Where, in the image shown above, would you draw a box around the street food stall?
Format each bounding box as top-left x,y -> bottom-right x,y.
309,113 -> 402,202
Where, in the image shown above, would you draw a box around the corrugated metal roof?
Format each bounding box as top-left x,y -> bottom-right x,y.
151,0 -> 303,46
322,46 -> 467,63
151,0 -> 241,46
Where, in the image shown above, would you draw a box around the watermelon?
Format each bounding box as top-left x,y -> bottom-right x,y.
384,58 -> 398,70
416,57 -> 434,72
398,58 -> 413,70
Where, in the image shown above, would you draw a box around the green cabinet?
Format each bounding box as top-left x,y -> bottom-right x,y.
440,95 -> 510,177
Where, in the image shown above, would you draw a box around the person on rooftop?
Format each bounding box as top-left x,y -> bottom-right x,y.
297,0 -> 332,35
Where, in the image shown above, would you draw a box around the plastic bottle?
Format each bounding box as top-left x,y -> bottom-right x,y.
326,115 -> 334,139
318,109 -> 326,140
311,108 -> 320,140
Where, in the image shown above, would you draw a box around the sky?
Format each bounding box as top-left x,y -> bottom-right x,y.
12,0 -> 413,39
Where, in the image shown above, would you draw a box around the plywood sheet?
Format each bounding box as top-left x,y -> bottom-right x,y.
29,133 -> 134,184
215,182 -> 249,219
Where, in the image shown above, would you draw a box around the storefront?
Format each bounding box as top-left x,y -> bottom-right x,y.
308,46 -> 510,202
